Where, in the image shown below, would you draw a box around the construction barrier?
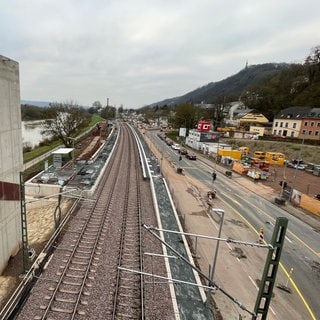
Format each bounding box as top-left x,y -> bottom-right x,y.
258,227 -> 264,243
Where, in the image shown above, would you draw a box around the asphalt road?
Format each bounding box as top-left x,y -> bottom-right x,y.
149,130 -> 320,320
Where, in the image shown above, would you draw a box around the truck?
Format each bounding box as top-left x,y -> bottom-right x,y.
218,149 -> 242,160
265,152 -> 285,165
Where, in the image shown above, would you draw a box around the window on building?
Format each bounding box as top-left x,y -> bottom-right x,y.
304,121 -> 308,126
275,122 -> 278,127
273,130 -> 276,135
290,131 -> 295,137
308,131 -> 312,135
278,130 -> 282,135
285,122 -> 288,128
280,122 -> 283,127
315,131 -> 319,136
311,122 -> 315,127
293,123 -> 297,129
302,130 -> 306,134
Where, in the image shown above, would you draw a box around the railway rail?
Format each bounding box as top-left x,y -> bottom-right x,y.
12,123 -> 154,320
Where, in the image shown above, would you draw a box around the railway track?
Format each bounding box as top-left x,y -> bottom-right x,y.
15,123 -> 146,320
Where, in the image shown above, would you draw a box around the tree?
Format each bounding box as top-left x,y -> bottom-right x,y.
21,104 -> 46,121
41,101 -> 91,147
200,98 -> 227,128
173,103 -> 200,132
305,46 -> 320,84
88,101 -> 103,115
100,105 -> 116,119
92,101 -> 102,109
118,105 -> 124,115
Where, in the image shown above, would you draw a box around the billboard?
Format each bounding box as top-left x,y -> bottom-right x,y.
179,127 -> 187,137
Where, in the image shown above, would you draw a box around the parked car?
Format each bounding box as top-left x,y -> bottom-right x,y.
171,143 -> 180,151
186,153 -> 197,160
294,164 -> 306,170
165,138 -> 173,146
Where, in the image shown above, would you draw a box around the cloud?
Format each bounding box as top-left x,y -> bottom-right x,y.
1,0 -> 319,108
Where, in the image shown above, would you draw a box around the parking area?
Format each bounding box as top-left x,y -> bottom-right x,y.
261,164 -> 319,197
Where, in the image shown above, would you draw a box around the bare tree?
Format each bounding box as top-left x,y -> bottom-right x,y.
173,103 -> 200,131
41,101 -> 91,147
305,46 -> 320,84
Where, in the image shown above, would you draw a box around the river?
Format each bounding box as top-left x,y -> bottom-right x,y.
21,120 -> 51,148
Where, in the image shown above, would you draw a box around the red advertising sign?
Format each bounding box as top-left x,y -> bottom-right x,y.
0,181 -> 20,201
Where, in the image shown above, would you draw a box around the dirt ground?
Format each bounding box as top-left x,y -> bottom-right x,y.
260,164 -> 319,197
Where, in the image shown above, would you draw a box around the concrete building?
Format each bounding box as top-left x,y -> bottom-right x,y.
0,55 -> 23,274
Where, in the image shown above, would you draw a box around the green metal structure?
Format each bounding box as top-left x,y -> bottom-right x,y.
253,217 -> 288,319
20,172 -> 29,273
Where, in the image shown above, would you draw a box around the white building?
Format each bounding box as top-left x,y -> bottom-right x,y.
185,128 -> 231,155
0,55 -> 23,274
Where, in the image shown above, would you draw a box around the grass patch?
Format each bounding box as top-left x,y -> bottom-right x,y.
23,114 -> 104,164
23,114 -> 105,179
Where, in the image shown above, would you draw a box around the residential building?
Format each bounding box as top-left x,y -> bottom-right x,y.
300,108 -> 320,140
249,122 -> 273,136
272,106 -> 312,137
237,110 -> 269,131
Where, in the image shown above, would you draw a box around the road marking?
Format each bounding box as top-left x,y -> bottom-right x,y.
219,193 -> 242,207
248,275 -> 259,290
268,221 -> 293,243
285,236 -> 293,243
221,190 -> 316,255
269,305 -> 276,316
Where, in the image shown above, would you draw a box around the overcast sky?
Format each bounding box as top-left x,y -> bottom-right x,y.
1,0 -> 319,109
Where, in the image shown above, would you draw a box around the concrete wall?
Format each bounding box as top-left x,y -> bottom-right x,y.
0,55 -> 23,274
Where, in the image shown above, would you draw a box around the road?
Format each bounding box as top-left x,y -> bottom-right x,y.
149,130 -> 320,320
212,175 -> 320,319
